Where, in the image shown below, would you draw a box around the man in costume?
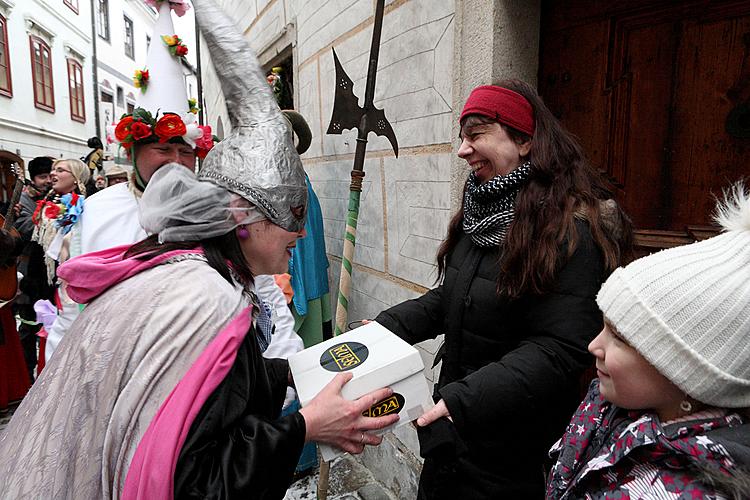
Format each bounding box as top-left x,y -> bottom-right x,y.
78,1 -> 208,255
0,0 -> 398,498
41,0 -> 212,363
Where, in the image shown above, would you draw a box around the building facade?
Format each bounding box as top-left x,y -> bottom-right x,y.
0,0 -> 96,173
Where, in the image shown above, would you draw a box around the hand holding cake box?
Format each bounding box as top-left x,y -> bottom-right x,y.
289,321 -> 435,461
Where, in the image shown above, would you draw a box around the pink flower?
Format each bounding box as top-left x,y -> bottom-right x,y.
195,125 -> 213,151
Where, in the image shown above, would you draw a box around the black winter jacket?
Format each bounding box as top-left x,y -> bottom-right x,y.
375,218 -> 607,498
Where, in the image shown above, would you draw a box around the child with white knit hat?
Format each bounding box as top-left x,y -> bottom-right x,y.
546,184 -> 750,499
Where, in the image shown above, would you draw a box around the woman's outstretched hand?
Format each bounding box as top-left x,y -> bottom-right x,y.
416,399 -> 451,427
299,372 -> 400,454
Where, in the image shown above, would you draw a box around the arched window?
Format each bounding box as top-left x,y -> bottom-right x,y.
30,36 -> 54,112
0,15 -> 11,97
67,58 -> 85,122
216,116 -> 225,140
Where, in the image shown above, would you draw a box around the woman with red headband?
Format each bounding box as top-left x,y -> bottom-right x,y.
374,80 -> 633,498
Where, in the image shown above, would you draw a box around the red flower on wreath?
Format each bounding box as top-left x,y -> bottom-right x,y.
154,114 -> 187,143
130,121 -> 152,141
115,116 -> 134,142
44,202 -> 61,219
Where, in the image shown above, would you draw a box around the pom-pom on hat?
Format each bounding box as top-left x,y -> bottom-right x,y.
596,183 -> 750,407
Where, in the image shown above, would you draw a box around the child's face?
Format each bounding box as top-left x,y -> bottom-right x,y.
589,322 -> 685,419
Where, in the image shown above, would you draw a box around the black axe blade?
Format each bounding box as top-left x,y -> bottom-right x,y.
326,48 -> 399,158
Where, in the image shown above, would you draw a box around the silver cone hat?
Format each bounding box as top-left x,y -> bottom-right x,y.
193,0 -> 307,232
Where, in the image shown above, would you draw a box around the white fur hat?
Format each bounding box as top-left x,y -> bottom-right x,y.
596,184 -> 750,407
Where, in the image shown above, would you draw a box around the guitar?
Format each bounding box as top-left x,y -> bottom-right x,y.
0,165 -> 24,301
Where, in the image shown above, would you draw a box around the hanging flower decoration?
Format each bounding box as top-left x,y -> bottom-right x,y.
188,97 -> 199,114
162,34 -> 188,58
110,107 -> 215,158
194,125 -> 215,159
133,69 -> 149,92
144,0 -> 190,17
32,192 -> 86,235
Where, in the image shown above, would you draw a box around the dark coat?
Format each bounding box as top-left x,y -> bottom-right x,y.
547,380 -> 750,499
174,331 -> 306,499
375,218 -> 607,498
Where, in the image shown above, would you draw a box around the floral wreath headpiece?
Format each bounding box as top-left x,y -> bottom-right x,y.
108,107 -> 215,159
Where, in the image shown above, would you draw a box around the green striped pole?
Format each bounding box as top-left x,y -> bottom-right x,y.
334,181 -> 363,336
320,1 -> 391,496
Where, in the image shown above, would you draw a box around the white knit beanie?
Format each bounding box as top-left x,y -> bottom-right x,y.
596,184 -> 750,408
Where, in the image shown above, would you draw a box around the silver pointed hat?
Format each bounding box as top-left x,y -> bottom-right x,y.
192,0 -> 307,232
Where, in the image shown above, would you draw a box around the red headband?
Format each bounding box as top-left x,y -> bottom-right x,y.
460,85 -> 535,136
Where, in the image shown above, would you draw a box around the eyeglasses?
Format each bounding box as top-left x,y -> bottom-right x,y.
54,167 -> 72,174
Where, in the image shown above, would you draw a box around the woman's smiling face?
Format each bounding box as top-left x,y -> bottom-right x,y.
457,115 -> 531,183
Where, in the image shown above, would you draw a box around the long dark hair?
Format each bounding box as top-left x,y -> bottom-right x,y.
437,79 -> 632,297
124,230 -> 253,286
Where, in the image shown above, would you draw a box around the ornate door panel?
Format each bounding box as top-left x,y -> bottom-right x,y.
540,1 -> 750,252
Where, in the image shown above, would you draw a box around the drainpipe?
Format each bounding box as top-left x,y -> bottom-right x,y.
194,13 -> 204,127
90,0 -> 101,139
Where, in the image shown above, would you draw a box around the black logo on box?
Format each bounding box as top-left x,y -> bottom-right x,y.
362,393 -> 405,417
320,342 -> 368,372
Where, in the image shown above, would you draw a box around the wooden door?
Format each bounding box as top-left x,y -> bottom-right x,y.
539,0 -> 750,252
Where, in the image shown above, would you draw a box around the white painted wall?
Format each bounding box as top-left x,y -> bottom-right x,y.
0,0 -> 96,167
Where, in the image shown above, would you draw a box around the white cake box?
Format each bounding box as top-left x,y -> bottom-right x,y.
288,321 -> 434,461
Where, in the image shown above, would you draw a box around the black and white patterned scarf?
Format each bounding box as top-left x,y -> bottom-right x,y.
462,161 -> 532,247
